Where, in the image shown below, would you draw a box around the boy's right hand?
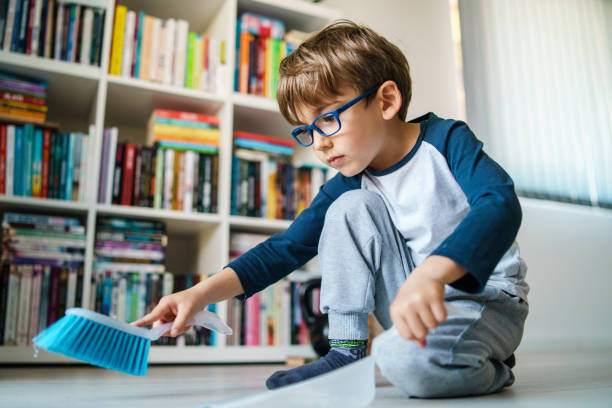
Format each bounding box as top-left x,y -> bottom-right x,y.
130,286 -> 206,337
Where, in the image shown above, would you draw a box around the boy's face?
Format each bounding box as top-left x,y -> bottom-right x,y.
296,87 -> 383,177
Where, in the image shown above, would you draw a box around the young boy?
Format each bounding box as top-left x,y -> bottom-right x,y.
132,20 -> 529,398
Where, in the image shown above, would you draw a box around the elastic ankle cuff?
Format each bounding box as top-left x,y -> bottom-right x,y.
327,312 -> 369,340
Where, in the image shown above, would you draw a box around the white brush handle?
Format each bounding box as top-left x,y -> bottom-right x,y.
148,309 -> 233,341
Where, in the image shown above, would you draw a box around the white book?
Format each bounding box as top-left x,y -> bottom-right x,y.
149,18 -> 161,82
30,0 -> 43,55
4,265 -> 20,345
163,272 -> 174,296
216,41 -> 227,95
28,265 -> 42,341
173,19 -> 189,87
3,0 -> 17,50
104,127 -> 118,205
16,265 -> 33,346
121,10 -> 135,76
157,25 -> 167,83
310,168 -> 325,204
162,19 -> 176,85
119,274 -> 128,322
66,268 -> 77,309
37,266 -> 51,334
110,271 -> 119,319
193,35 -> 202,90
54,4 -> 64,60
93,262 -> 166,275
5,125 -> 14,196
183,150 -> 194,212
80,7 -> 93,65
207,37 -> 220,94
163,148 -> 175,209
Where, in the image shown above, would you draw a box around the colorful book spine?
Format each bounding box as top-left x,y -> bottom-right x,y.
109,5 -> 127,75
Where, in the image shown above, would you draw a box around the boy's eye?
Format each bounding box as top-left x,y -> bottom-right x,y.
321,114 -> 335,123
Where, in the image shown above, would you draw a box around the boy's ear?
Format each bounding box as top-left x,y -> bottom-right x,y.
379,80 -> 402,121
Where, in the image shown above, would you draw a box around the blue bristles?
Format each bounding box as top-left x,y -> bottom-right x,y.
32,310 -> 151,376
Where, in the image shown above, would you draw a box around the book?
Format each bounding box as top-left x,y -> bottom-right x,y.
109,5 -> 127,75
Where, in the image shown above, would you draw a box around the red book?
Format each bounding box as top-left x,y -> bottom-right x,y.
153,109 -> 219,127
0,92 -> 46,106
256,37 -> 265,96
234,130 -> 295,148
121,143 -> 135,205
26,0 -> 36,55
41,129 -> 51,198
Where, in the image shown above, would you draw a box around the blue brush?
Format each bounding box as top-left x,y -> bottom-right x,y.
32,307 -> 233,376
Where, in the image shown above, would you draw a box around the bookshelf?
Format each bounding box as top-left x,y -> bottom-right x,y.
0,0 -> 341,364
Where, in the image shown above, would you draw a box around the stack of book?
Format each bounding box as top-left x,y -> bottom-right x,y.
0,72 -> 48,123
98,110 -> 219,214
0,121 -> 95,201
147,108 -> 220,153
227,232 -> 310,347
0,0 -> 106,66
235,12 -> 308,98
0,212 -> 86,346
92,217 -> 218,346
109,5 -> 226,93
92,217 -> 167,321
231,130 -> 328,219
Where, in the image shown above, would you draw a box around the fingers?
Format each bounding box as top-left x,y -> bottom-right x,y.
131,307 -> 162,327
170,308 -> 190,336
391,303 -> 447,348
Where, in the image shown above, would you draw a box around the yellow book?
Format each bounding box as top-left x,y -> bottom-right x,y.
153,124 -> 220,139
109,5 -> 127,76
0,100 -> 48,112
153,133 -> 220,146
266,160 -> 277,219
0,107 -> 45,122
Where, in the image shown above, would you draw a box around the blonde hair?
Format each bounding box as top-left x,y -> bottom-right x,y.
277,20 -> 412,125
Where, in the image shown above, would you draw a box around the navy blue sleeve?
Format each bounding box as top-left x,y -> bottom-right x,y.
226,172 -> 360,299
428,120 -> 522,293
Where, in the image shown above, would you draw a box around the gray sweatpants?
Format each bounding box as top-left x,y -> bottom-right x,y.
318,189 -> 529,398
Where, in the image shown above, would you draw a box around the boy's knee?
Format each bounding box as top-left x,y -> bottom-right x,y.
378,350 -> 508,398
326,190 -> 385,220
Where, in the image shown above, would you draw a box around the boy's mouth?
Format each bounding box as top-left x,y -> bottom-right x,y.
328,155 -> 344,166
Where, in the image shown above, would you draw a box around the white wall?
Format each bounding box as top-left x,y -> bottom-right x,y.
517,198 -> 612,350
324,0 -> 462,120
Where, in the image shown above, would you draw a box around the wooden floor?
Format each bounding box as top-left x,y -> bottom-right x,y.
1,348 -> 611,407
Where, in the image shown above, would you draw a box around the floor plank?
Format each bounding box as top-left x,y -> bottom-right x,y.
1,348 -> 611,407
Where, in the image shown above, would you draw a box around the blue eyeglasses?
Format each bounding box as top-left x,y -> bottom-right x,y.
291,84 -> 382,147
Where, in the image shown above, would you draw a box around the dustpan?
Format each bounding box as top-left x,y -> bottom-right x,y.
200,302 -> 477,407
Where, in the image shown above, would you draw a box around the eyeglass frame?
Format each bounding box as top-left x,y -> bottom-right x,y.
291,83 -> 382,147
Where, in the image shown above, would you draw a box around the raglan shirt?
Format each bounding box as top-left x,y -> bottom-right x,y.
227,112 -> 529,302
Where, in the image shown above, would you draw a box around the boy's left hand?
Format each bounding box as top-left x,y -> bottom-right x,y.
389,255 -> 467,348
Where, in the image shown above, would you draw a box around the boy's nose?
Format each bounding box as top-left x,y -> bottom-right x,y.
312,132 -> 332,151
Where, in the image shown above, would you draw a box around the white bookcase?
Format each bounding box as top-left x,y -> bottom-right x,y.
0,0 -> 342,364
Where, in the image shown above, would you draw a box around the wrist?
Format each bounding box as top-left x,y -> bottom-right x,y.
418,255 -> 468,285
